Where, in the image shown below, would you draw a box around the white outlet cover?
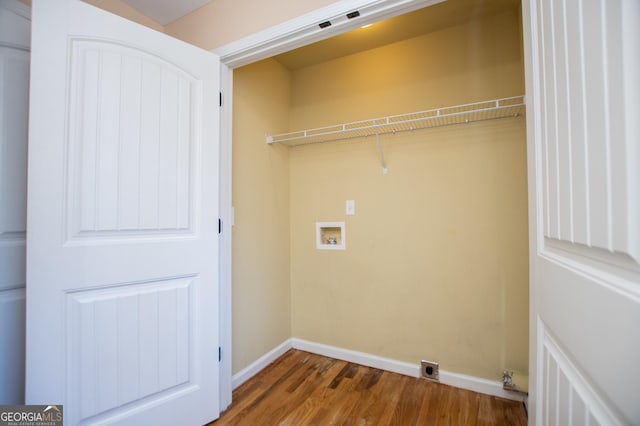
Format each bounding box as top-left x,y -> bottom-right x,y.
346,200 -> 355,215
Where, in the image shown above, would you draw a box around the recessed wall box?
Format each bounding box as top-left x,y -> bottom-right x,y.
421,360 -> 439,381
316,222 -> 345,250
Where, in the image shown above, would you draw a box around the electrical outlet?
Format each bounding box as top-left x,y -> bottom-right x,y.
346,200 -> 355,216
421,360 -> 439,381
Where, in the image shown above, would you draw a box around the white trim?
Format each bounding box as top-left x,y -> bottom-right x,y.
522,0 -> 543,422
215,0 -> 445,68
217,63 -> 234,411
232,339 -> 293,389
291,338 -> 527,402
233,338 -> 528,402
292,338 -> 418,377
440,368 -> 527,403
542,328 -> 623,425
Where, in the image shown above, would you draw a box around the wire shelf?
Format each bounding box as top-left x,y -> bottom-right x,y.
266,95 -> 525,146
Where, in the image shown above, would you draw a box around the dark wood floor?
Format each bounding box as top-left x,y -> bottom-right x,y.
211,349 -> 527,425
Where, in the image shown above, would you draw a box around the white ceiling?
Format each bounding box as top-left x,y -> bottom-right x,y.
121,0 -> 211,25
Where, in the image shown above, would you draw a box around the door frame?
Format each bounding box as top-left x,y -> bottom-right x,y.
214,0 -> 462,411
0,0 -> 31,406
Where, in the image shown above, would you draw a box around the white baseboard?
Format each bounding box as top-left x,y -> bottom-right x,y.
439,368 -> 527,402
231,339 -> 293,389
291,338 -> 527,403
232,337 -> 527,403
291,338 -> 419,377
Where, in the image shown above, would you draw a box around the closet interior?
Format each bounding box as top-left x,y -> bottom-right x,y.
231,0 -> 529,387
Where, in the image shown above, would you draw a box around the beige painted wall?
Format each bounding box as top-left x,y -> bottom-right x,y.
82,0 -> 164,31
165,0 -> 335,50
19,0 -> 164,32
231,59 -> 292,373
290,10 -> 523,128
170,1 -> 528,381
288,9 -> 528,380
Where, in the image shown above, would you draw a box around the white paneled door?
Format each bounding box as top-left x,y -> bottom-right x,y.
0,0 -> 30,405
26,1 -> 221,425
523,0 -> 639,425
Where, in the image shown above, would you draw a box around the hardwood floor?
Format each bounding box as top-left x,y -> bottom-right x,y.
210,349 -> 527,425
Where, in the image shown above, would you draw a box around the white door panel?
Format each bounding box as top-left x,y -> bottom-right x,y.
27,1 -> 220,424
523,0 -> 639,424
66,40 -> 198,239
0,288 -> 25,403
0,0 -> 29,405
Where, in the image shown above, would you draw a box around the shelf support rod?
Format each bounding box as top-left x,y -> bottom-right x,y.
374,125 -> 388,175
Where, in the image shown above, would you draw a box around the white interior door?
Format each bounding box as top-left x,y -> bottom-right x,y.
0,0 -> 30,405
26,1 -> 220,424
523,0 -> 639,424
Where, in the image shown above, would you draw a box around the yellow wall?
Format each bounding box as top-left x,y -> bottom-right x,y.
290,11 -> 524,127
165,0 -> 335,51
288,9 -> 528,380
231,59 -> 292,373
171,2 -> 528,381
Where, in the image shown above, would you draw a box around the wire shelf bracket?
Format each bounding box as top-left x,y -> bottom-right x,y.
266,95 -> 525,146
265,95 -> 525,173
